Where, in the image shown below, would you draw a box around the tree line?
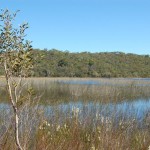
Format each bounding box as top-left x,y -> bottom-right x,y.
0,48 -> 150,78
31,49 -> 150,78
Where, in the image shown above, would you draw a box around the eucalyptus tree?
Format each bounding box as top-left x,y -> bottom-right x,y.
0,9 -> 33,150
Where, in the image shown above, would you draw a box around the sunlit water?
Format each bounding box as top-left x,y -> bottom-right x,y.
1,98 -> 150,123
44,98 -> 150,121
0,78 -> 150,126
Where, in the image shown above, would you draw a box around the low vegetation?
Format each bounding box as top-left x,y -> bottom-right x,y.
0,78 -> 150,149
0,96 -> 150,150
1,78 -> 150,104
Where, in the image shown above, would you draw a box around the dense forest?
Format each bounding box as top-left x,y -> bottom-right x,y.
1,49 -> 150,78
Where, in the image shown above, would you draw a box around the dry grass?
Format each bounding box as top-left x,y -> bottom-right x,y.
0,77 -> 150,104
0,77 -> 150,149
1,103 -> 150,150
24,77 -> 150,104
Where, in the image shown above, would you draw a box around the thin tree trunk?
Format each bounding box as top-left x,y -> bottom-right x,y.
14,107 -> 23,150
4,61 -> 23,150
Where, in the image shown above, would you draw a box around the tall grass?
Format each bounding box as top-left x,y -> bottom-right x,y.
26,77 -> 150,104
0,77 -> 150,149
0,102 -> 150,149
1,77 -> 150,104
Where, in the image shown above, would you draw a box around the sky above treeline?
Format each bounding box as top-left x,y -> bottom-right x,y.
1,0 -> 150,55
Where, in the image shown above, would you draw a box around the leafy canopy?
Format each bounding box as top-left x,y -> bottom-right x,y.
0,9 -> 33,77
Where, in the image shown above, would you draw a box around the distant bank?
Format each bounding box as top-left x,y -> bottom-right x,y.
0,49 -> 150,78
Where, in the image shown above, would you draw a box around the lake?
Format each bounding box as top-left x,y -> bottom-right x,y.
0,78 -> 150,149
0,77 -> 150,125
1,98 -> 150,125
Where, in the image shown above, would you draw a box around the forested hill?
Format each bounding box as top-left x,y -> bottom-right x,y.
0,49 -> 149,78
32,49 -> 150,78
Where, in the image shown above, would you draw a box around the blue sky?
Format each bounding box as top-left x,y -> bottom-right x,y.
1,0 -> 150,54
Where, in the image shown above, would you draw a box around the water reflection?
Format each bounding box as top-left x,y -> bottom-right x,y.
44,98 -> 150,121
1,98 -> 150,122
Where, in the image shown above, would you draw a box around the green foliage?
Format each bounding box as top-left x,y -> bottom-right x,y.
0,9 -> 33,77
0,9 -> 34,150
31,49 -> 150,78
